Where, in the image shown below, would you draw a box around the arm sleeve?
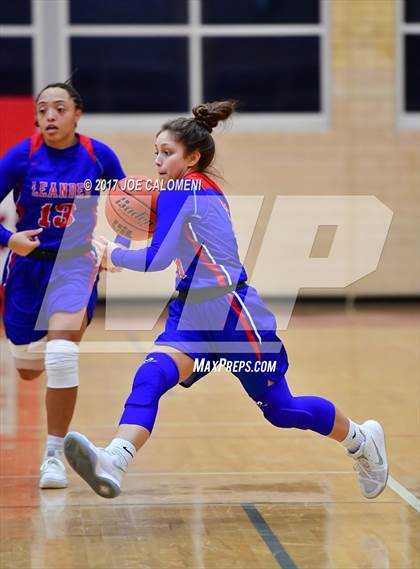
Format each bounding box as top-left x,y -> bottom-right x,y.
111,189 -> 194,272
114,235 -> 131,248
0,140 -> 29,246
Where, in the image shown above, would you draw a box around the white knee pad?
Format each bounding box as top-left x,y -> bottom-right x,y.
45,339 -> 80,388
8,337 -> 47,371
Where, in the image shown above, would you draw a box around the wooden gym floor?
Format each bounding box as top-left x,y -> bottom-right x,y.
1,302 -> 419,569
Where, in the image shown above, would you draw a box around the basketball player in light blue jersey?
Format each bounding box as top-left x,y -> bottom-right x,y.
64,101 -> 388,501
0,82 -> 125,488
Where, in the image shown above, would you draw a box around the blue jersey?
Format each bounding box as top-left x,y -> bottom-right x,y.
0,133 -> 125,249
109,172 -> 288,399
111,172 -> 248,291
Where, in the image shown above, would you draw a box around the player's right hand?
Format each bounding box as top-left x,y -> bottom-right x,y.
7,228 -> 43,256
92,235 -> 122,272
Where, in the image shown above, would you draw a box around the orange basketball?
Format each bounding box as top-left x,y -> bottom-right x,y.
105,176 -> 159,241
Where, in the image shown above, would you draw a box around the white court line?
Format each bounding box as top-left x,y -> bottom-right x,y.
387,475 -> 420,513
5,471 -> 420,512
0,470 -> 360,479
2,471 -> 418,511
1,422 -> 284,428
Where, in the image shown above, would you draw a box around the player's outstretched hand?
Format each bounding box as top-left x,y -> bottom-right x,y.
92,235 -> 122,272
7,228 -> 43,256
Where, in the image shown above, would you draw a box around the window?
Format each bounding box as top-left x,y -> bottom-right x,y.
70,0 -> 188,25
10,0 -> 329,131
203,36 -> 320,112
405,0 -> 420,24
71,37 -> 189,113
397,0 -> 420,128
70,0 -> 328,130
0,3 -> 33,95
0,0 -> 31,25
202,0 -> 319,25
404,35 -> 420,113
0,38 -> 32,95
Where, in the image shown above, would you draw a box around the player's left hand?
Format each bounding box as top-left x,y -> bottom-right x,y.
92,236 -> 121,272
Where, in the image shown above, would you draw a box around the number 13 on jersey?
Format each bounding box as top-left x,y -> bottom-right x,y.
38,203 -> 76,229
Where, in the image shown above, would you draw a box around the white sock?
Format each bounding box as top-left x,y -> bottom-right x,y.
44,434 -> 64,459
106,438 -> 136,471
341,419 -> 365,453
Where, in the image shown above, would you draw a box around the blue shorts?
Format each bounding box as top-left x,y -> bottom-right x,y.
1,250 -> 99,345
155,285 -> 289,401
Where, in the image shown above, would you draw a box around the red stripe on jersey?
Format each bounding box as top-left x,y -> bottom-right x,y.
184,225 -> 227,287
175,257 -> 186,279
0,283 -> 4,321
79,135 -> 96,162
29,133 -> 44,158
228,292 -> 262,361
186,172 -> 230,212
16,203 -> 25,223
186,172 -> 223,194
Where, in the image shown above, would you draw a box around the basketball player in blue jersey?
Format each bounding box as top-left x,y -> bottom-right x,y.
64,101 -> 388,501
0,81 -> 125,489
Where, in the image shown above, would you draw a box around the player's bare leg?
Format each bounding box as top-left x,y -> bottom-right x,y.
17,369 -> 43,381
45,387 -> 78,437
328,408 -> 350,441
39,309 -> 87,489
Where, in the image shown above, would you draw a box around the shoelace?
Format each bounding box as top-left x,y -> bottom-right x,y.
353,457 -> 373,478
41,457 -> 64,471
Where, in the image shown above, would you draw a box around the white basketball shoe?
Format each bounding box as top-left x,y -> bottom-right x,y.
349,420 -> 389,499
39,451 -> 68,489
64,432 -> 124,498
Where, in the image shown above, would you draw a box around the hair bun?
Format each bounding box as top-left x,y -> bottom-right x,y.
195,118 -> 213,133
194,106 -> 209,120
192,101 -> 236,133
193,105 -> 215,132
